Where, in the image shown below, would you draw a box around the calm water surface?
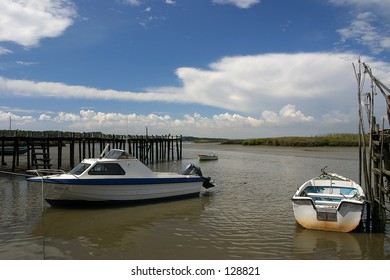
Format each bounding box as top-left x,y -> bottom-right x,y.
0,143 -> 389,260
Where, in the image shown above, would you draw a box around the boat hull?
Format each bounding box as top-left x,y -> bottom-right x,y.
292,198 -> 364,232
28,177 -> 204,206
198,155 -> 218,161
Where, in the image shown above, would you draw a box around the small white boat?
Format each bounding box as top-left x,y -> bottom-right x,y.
291,168 -> 366,232
198,153 -> 218,161
27,148 -> 215,207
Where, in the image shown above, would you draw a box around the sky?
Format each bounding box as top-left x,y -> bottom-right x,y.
1,0 -> 390,139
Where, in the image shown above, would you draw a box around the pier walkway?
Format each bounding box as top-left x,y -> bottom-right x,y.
0,131 -> 182,172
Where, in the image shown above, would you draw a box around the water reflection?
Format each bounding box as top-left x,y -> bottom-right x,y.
1,145 -> 389,260
31,196 -> 212,259
0,175 -> 43,259
291,225 -> 362,259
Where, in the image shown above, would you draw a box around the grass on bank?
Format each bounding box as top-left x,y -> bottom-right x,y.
1,130 -> 366,147
220,134 -> 367,147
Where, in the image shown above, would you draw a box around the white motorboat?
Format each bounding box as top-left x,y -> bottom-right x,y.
27,149 -> 214,207
291,168 -> 366,232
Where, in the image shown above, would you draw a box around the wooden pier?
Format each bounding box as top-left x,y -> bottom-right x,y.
370,129 -> 390,221
355,60 -> 390,228
0,131 -> 182,172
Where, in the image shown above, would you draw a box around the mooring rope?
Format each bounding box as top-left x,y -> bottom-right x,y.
0,170 -> 32,177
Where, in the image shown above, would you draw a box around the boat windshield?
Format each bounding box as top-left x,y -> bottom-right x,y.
104,149 -> 134,159
68,163 -> 91,175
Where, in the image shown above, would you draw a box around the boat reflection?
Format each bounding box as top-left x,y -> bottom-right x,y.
291,225 -> 363,259
31,195 -> 213,259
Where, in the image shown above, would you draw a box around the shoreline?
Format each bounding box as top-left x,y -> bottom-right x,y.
0,142 -> 360,173
184,141 -> 359,160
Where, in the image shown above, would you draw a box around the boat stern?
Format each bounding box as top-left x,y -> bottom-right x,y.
292,197 -> 365,232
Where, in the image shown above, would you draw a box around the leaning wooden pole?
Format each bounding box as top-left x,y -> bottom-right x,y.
356,60 -> 390,225
354,60 -> 372,219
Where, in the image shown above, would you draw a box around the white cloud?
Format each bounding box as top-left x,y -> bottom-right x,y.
121,0 -> 142,7
0,105 -> 315,138
337,12 -> 390,54
212,0 -> 261,9
176,52 -> 367,114
0,46 -> 12,55
38,114 -> 52,121
261,105 -> 313,125
329,0 -> 390,11
0,76 -> 179,102
1,52 -> 389,116
331,0 -> 390,54
16,61 -> 38,66
280,105 -> 314,123
0,111 -> 34,125
1,52 -> 389,137
322,111 -> 352,124
0,0 -> 76,47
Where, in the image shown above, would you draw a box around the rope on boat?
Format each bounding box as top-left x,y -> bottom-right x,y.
0,170 -> 32,177
320,166 -> 351,182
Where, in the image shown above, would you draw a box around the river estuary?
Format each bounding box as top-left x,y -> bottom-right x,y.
0,143 -> 389,260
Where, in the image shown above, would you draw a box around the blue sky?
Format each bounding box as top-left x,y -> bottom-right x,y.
1,0 -> 390,138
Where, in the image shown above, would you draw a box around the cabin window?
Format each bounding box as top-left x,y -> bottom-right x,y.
104,149 -> 134,159
88,163 -> 125,175
68,163 -> 91,175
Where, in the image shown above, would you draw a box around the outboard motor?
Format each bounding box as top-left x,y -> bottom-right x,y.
182,164 -> 215,189
201,176 -> 215,189
183,163 -> 203,177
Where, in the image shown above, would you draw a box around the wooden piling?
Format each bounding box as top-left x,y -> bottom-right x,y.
355,60 -> 390,227
0,131 -> 182,172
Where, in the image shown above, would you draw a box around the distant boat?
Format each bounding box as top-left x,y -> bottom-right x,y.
291,167 -> 366,232
27,148 -> 215,207
0,146 -> 29,156
198,153 -> 218,161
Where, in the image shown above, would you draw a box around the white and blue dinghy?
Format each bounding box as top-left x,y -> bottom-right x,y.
291,168 -> 366,232
27,149 -> 215,207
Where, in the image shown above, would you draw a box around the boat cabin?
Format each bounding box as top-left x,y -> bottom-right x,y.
67,149 -> 156,178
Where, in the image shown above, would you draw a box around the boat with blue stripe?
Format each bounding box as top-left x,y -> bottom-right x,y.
27,148 -> 215,207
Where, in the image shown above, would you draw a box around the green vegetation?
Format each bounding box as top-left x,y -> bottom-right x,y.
183,136 -> 226,143
238,134 -> 365,147
184,134 -> 368,147
1,130 -> 366,147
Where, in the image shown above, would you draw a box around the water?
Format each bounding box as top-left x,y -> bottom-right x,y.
0,143 -> 389,260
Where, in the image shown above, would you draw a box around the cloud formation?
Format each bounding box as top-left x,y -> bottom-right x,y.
0,1 -> 389,138
212,0 -> 261,9
331,0 -> 390,55
1,51 -> 388,137
0,104 -> 315,138
0,0 -> 76,47
176,52 -> 365,114
337,12 -> 390,54
1,52 -> 384,114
